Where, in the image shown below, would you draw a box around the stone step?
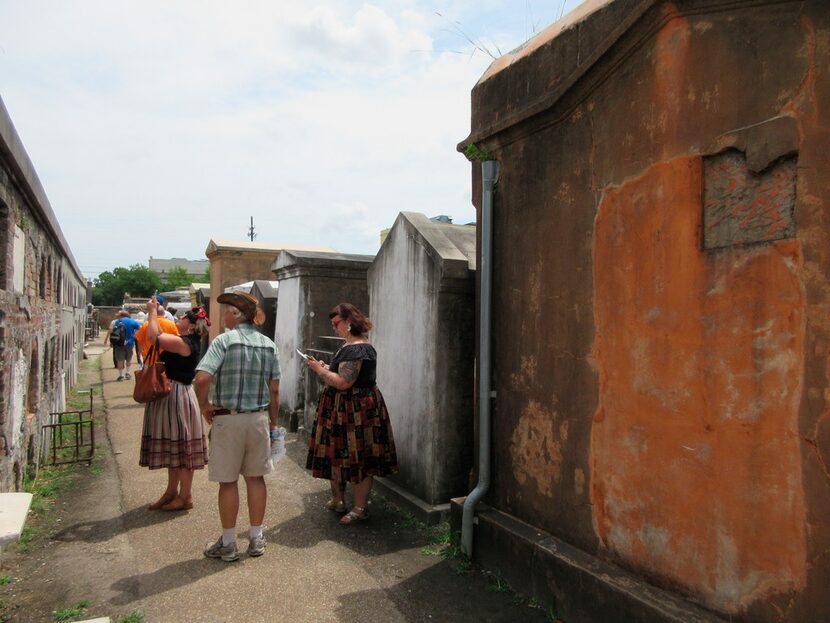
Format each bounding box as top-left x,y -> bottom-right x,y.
0,492 -> 33,548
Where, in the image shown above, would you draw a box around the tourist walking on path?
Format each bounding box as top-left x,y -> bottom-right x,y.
194,291 -> 281,562
305,302 -> 398,526
105,310 -> 141,381
139,298 -> 209,511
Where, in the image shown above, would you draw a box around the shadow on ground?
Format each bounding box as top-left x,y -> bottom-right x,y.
109,557 -> 227,606
336,562 -> 552,623
52,504 -> 180,543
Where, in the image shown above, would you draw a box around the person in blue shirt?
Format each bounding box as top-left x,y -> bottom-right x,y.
111,310 -> 142,381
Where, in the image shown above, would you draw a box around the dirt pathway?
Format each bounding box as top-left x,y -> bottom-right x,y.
0,339 -> 551,623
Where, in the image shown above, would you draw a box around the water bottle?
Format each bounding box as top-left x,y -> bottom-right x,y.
270,427 -> 286,465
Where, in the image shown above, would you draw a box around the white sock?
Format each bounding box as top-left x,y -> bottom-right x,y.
222,528 -> 236,546
249,525 -> 263,540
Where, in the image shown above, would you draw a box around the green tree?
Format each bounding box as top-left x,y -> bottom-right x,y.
92,264 -> 162,306
164,266 -> 192,290
201,265 -> 211,283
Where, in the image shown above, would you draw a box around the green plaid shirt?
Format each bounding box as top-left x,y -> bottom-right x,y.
196,323 -> 281,411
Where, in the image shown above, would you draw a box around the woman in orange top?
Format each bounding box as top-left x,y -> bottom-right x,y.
134,301 -> 179,359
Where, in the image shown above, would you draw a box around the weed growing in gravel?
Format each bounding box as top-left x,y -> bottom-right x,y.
0,577 -> 10,586
53,600 -> 90,621
486,572 -> 512,593
119,610 -> 145,623
396,512 -> 419,530
18,465 -> 75,552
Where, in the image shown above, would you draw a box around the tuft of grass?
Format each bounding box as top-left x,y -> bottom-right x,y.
0,576 -> 10,586
427,527 -> 465,559
453,559 -> 473,575
24,463 -> 75,511
119,610 -> 145,623
442,541 -> 466,560
32,479 -> 63,498
28,496 -> 46,514
53,600 -> 90,621
396,512 -> 419,530
18,456 -> 82,551
463,143 -> 496,162
417,524 -> 473,576
419,544 -> 444,556
486,572 -> 512,594
17,526 -> 47,552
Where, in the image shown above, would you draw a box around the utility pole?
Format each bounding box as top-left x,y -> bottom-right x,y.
248,216 -> 257,242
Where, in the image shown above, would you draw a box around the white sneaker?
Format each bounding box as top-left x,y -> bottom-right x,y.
248,535 -> 266,557
204,537 -> 239,562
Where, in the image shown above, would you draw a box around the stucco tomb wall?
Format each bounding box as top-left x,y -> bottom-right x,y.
463,0 -> 830,620
369,212 -> 475,506
272,251 -> 373,431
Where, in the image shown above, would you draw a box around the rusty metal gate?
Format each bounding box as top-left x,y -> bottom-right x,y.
43,390 -> 95,466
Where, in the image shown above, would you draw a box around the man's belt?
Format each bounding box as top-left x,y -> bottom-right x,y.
212,407 -> 266,415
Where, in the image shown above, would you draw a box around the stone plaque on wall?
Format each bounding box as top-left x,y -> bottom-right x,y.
13,224 -> 25,293
703,150 -> 796,249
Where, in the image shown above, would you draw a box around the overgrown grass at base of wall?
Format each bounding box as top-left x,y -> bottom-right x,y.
16,353 -> 106,553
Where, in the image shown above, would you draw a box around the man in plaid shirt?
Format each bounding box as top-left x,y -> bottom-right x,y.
194,291 -> 281,562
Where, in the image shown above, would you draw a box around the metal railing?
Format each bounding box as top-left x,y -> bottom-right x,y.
85,310 -> 100,341
43,390 -> 95,466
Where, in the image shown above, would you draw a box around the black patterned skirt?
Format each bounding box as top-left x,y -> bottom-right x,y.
306,385 -> 398,484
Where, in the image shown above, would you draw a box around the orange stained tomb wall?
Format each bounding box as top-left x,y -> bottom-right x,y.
590,157 -> 806,613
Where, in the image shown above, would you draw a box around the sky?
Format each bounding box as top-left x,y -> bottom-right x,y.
0,0 -> 584,281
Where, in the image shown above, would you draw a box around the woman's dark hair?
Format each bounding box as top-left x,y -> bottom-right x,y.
183,306 -> 210,335
329,303 -> 372,336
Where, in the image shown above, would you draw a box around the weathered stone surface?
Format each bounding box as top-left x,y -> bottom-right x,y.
369,212 -> 476,507
703,150 -> 796,249
460,0 -> 830,620
0,97 -> 87,492
451,499 -> 726,623
271,250 -> 373,428
593,156 -> 806,612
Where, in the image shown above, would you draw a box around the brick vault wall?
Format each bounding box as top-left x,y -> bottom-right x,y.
0,149 -> 87,492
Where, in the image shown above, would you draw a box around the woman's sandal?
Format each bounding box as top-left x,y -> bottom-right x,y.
339,506 -> 369,525
148,494 -> 176,510
326,499 -> 347,514
161,497 -> 194,511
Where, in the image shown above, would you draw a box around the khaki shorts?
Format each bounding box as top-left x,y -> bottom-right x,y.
208,411 -> 272,482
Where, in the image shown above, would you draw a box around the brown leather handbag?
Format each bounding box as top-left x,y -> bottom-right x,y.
133,342 -> 171,404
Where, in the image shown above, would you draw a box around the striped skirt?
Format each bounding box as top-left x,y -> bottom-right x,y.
139,380 -> 208,470
306,385 -> 398,484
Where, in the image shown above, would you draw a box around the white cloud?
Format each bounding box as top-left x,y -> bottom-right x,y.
283,4 -> 433,69
0,0 -> 583,279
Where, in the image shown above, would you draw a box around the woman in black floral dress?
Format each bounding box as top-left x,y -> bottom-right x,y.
305,303 -> 398,525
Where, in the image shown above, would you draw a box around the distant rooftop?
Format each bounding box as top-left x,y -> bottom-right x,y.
206,239 -> 336,255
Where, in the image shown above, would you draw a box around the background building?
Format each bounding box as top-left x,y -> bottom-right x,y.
148,257 -> 209,281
